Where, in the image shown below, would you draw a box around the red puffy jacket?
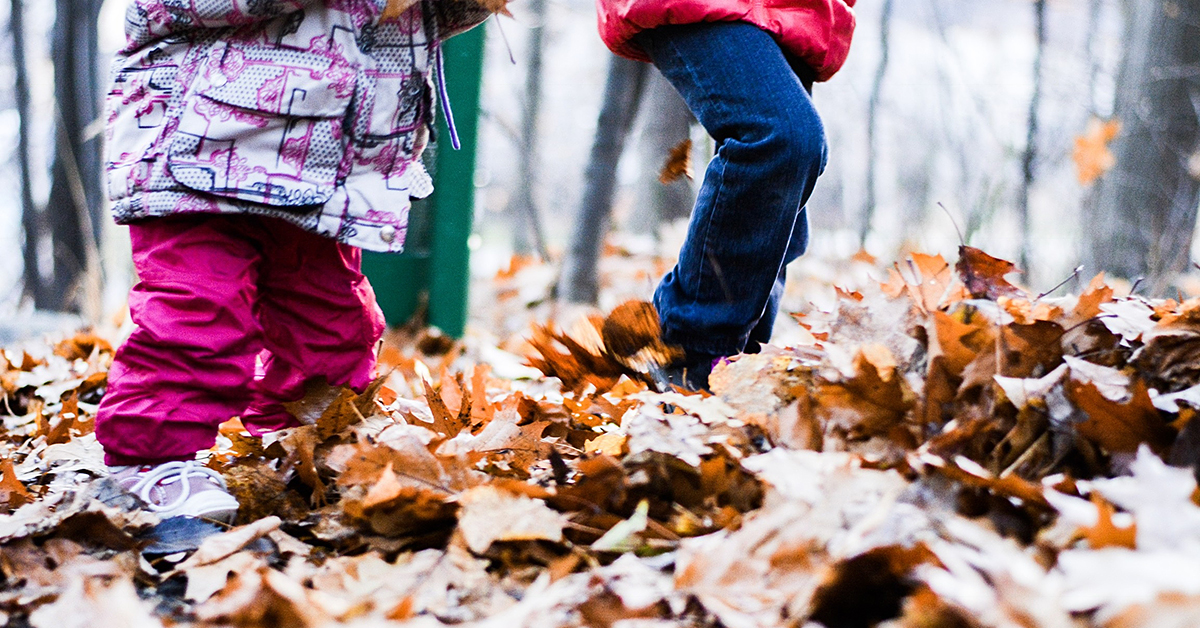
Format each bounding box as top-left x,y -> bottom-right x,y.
596,0 -> 857,82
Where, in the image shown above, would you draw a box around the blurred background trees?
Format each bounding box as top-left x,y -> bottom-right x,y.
1,0 -> 1199,320
475,0 -> 1200,302
1086,0 -> 1200,294
10,0 -> 106,318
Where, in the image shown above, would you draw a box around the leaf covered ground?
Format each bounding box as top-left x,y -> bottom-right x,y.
4,245 -> 1200,628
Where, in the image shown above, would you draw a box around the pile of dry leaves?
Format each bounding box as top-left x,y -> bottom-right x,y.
2,246 -> 1200,628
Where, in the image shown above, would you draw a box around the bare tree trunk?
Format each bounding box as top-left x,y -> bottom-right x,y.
507,0 -> 549,259
860,0 -> 893,247
1016,0 -> 1046,278
12,0 -> 43,306
558,56 -> 648,304
1076,0 -> 1105,292
628,69 -> 693,234
42,0 -> 105,314
1085,0 -> 1104,114
1087,0 -> 1200,292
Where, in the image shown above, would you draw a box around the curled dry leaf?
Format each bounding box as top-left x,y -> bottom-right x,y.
176,516 -> 282,571
456,484 -> 567,554
658,138 -> 694,184
956,245 -> 1024,300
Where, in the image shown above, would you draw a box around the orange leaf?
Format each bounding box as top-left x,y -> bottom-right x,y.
380,0 -> 418,21
852,249 -> 878,265
52,333 -> 113,361
469,364 -> 496,429
834,286 -> 865,302
1074,273 -> 1114,320
0,458 -> 31,512
1082,494 -> 1137,550
659,139 -> 693,184
901,253 -> 960,312
881,267 -> 906,299
1073,117 -> 1121,185
477,0 -> 514,18
932,310 -> 995,375
423,378 -> 468,438
601,300 -> 662,359
1068,379 -> 1174,455
816,346 -> 916,440
19,352 -> 43,372
277,426 -> 326,505
46,392 -> 79,446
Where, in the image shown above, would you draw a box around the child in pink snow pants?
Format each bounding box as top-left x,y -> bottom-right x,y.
98,0 -> 491,521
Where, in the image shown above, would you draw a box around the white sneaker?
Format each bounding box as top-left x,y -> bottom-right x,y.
110,460 -> 239,523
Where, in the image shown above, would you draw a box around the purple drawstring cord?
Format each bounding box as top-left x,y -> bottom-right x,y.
434,43 -> 461,151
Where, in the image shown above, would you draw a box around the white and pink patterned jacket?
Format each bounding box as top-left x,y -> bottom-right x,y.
105,0 -> 489,253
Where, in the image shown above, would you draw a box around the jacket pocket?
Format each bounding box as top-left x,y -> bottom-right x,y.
167,45 -> 354,208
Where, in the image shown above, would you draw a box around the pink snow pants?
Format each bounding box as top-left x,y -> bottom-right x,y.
96,214 -> 387,466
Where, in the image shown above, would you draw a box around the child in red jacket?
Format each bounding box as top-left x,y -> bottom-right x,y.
595,0 -> 856,389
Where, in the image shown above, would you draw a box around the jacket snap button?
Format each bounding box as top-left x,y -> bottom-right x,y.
380,225 -> 396,243
211,73 -> 228,87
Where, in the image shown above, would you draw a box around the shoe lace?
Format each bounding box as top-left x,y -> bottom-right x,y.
128,461 -> 228,513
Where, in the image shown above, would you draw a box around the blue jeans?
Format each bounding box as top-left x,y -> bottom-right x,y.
636,21 -> 827,358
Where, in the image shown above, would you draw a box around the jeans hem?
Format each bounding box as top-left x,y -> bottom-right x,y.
661,329 -> 747,358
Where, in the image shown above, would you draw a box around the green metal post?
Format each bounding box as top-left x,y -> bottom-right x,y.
427,27 -> 486,338
361,26 -> 485,338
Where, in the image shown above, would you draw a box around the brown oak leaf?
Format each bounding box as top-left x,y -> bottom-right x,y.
956,246 -> 1024,300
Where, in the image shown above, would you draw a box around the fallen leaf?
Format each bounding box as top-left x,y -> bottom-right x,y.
29,571 -> 161,628
901,252 -> 963,312
0,458 -> 32,512
194,566 -> 330,627
817,346 -> 916,441
1074,272 -> 1115,321
1081,494 -> 1137,550
585,432 -> 628,456
456,484 -> 567,553
956,246 -> 1024,300
176,516 -> 282,571
592,499 -> 650,552
1068,379 -> 1174,455
283,378 -> 345,426
52,333 -> 112,362
424,377 -> 469,438
46,391 -> 79,446
184,551 -> 265,603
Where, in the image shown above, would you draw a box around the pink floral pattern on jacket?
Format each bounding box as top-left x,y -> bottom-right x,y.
105,0 -> 488,253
